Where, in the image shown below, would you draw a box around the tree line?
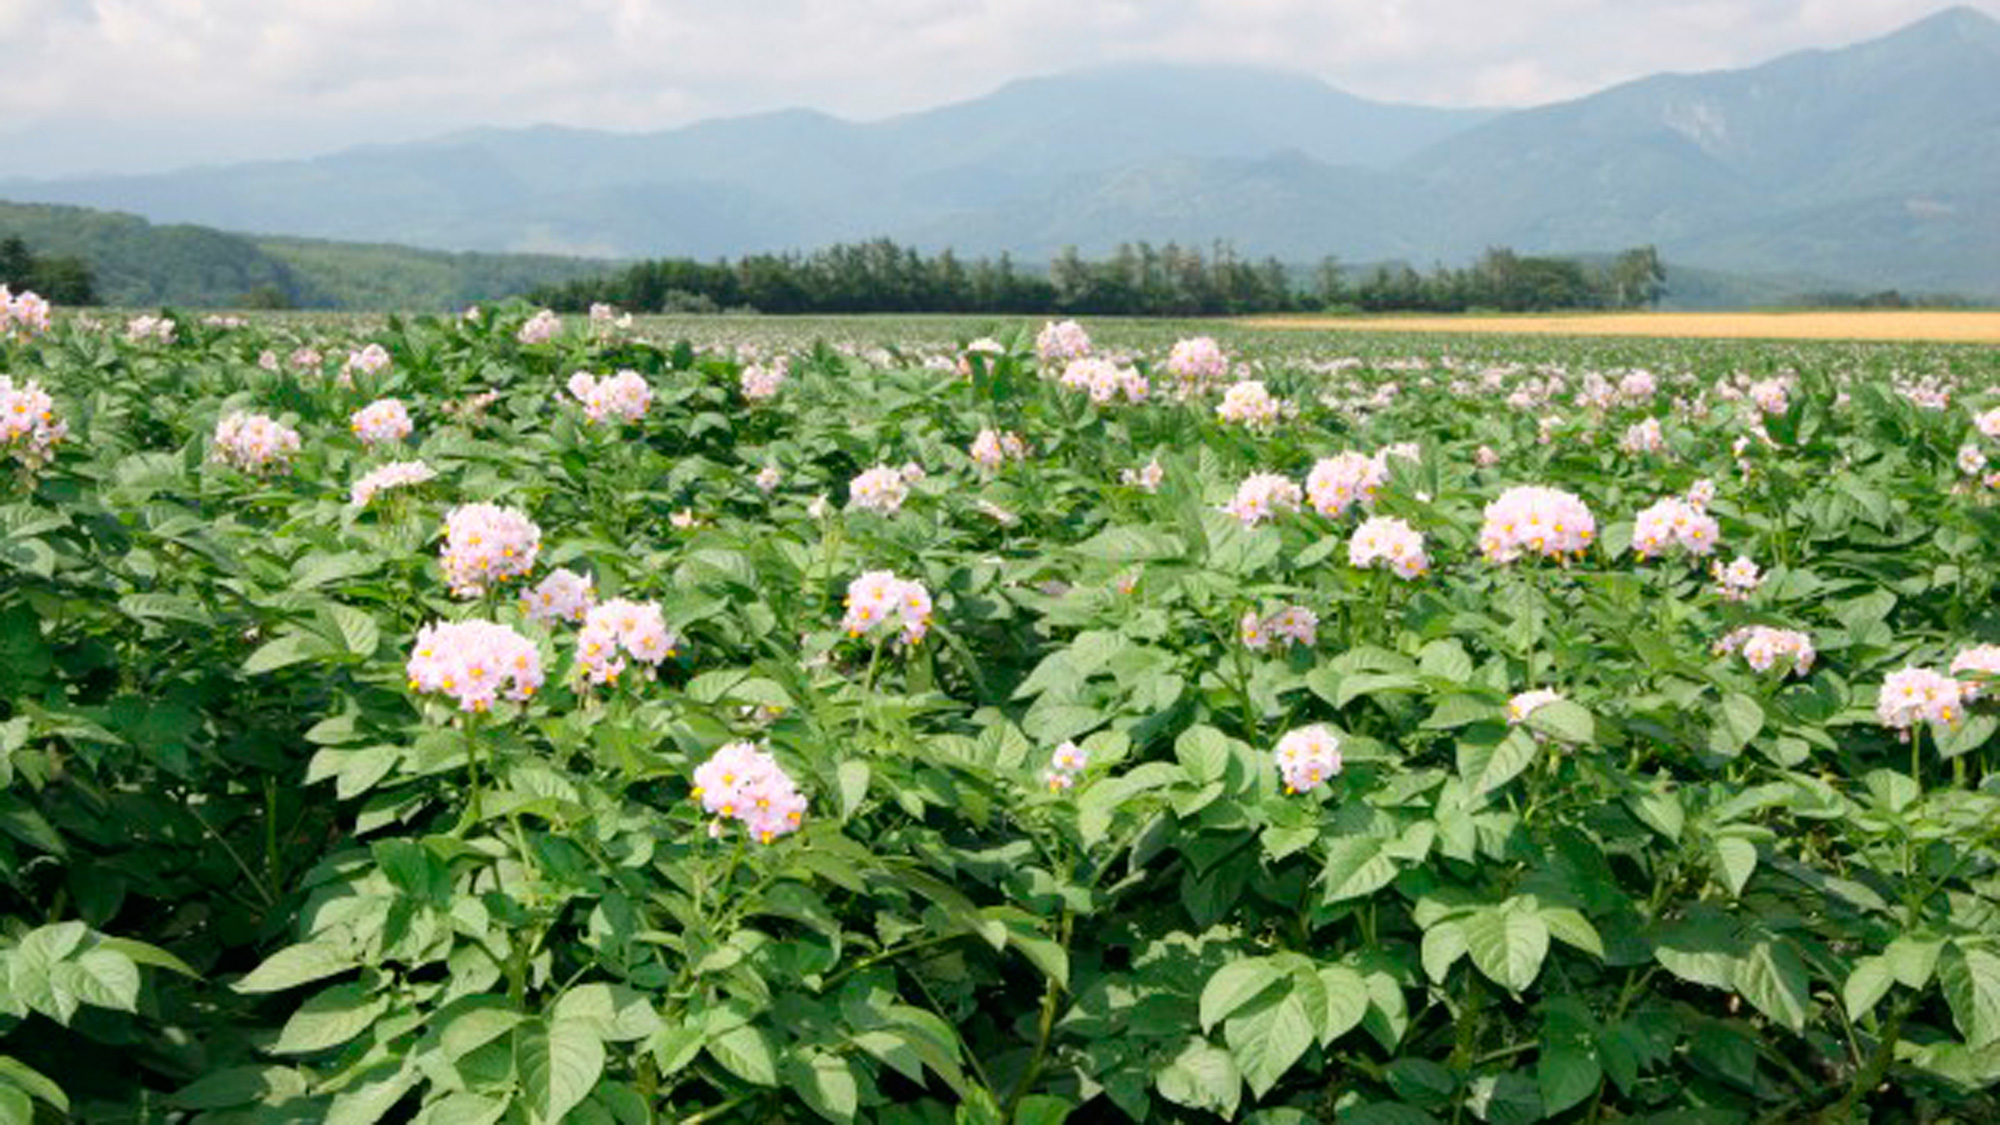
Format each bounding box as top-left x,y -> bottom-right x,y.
0,235 -> 97,304
530,239 -> 1668,317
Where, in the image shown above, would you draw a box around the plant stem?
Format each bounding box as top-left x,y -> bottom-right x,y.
1003,910 -> 1073,1117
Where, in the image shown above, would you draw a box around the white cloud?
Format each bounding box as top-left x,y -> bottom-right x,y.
0,0 -> 1991,174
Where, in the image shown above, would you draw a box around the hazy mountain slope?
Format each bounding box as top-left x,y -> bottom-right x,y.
1,12 -> 1995,295
0,64 -> 1490,257
1392,5 -> 2000,285
0,200 -> 613,308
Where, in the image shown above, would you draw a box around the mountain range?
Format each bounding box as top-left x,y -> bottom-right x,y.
3,6 -> 1998,297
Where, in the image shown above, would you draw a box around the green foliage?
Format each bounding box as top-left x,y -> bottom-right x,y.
0,306 -> 1998,1124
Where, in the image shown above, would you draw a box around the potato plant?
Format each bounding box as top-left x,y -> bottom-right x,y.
1,303 -> 1998,1123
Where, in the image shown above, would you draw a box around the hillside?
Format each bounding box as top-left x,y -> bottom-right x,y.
0,201 -> 613,309
5,13 -> 1995,295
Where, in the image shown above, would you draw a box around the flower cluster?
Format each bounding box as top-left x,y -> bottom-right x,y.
1036,320 -> 1091,364
1631,495 -> 1721,559
957,338 -> 1006,378
1274,726 -> 1342,794
1975,406 -> 2000,440
406,620 -> 544,712
126,315 -> 176,345
1478,486 -> 1596,563
350,398 -> 413,446
344,344 -> 391,382
517,309 -> 562,345
576,598 -> 679,684
754,465 -> 783,492
1164,336 -> 1229,397
289,346 -> 324,372
1507,689 -> 1563,724
0,377 -> 67,470
521,568 -> 596,623
969,429 -> 1027,472
841,570 -> 932,645
212,412 -> 302,474
1221,472 -> 1303,527
1877,667 -> 1964,733
849,464 -> 912,514
1747,378 -> 1790,415
1241,605 -> 1318,650
1711,556 -> 1763,602
1305,445 -> 1416,518
1059,357 -> 1148,405
693,741 -> 807,844
1715,626 -> 1816,675
439,503 -> 541,596
1951,644 -> 2000,700
567,370 -> 652,425
1215,381 -> 1285,429
1120,458 -> 1164,492
741,357 -> 788,402
589,303 -> 632,330
1349,516 -> 1430,579
1621,418 -> 1666,455
0,287 -> 52,340
349,459 -> 436,507
1043,741 -> 1089,792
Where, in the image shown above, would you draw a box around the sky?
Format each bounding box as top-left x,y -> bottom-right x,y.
0,0 -> 1993,177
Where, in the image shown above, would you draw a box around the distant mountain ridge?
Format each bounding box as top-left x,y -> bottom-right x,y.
3,8 -> 1997,295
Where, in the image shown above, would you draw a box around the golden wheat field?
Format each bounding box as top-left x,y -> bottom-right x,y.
1243,309 -> 2000,343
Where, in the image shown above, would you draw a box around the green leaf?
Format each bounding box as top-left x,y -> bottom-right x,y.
235,942 -> 357,994
439,997 -> 523,1061
1537,908 -> 1604,959
94,936 -> 200,978
1711,836 -> 1758,897
518,1018 -> 607,1125
1175,725 -> 1232,785
1013,1094 -> 1074,1125
272,983 -> 386,1054
1458,729 -> 1540,798
171,1065 -> 307,1110
1199,959 -> 1282,1034
954,1088 -> 1005,1125
1884,936 -> 1943,989
323,603 -> 381,658
1936,714 -> 1998,760
0,1086 -> 30,1125
52,948 -> 141,1013
0,1057 -> 66,1111
551,984 -> 662,1043
1321,835 -> 1399,904
1224,988 -> 1316,1098
422,1093 -> 509,1125
1940,944 -> 2000,1049
242,631 -> 336,675
1154,1037 -> 1241,1117
1525,700 -> 1593,745
1844,956 -> 1894,1021
1335,672 -> 1424,709
782,1050 -> 859,1123
836,760 -> 869,820
1418,640 -> 1474,684
1422,921 -> 1468,984
325,1063 -> 419,1125
1538,1040 -> 1600,1114
1312,966 -> 1371,1046
1463,905 -> 1550,992
707,1022 -> 779,1086
1733,939 -> 1810,1034
1709,693 -> 1765,757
